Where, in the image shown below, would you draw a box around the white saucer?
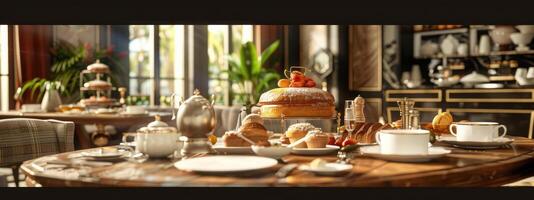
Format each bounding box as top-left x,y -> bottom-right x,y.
290,145 -> 340,156
438,136 -> 514,149
81,150 -> 127,160
360,146 -> 451,162
298,163 -> 353,176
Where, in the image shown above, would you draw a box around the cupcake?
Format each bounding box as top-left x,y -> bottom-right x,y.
285,123 -> 315,148
305,129 -> 329,148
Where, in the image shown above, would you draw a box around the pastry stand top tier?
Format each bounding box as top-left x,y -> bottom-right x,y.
79,60 -> 117,107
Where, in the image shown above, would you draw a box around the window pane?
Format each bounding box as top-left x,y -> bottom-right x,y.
231,25 -> 253,55
160,25 -> 185,79
129,25 -> 154,78
208,25 -> 229,105
0,25 -> 8,111
129,78 -> 152,97
159,78 -> 184,106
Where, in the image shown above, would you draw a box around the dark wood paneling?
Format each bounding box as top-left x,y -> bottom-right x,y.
349,25 -> 382,91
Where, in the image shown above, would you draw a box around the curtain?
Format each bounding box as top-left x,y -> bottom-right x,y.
14,25 -> 53,103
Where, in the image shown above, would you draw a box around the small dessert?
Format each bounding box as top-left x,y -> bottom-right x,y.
84,80 -> 112,90
309,158 -> 328,169
86,60 -> 110,73
242,113 -> 263,125
305,129 -> 329,148
285,123 -> 315,148
431,111 -> 453,134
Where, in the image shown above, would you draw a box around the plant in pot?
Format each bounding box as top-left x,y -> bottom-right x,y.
224,40 -> 281,113
18,40 -> 126,109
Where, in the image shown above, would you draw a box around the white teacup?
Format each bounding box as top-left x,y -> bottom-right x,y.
126,105 -> 146,114
375,129 -> 430,155
122,132 -> 184,158
449,122 -> 506,142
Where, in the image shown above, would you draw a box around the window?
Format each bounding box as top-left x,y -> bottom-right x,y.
128,25 -> 252,106
128,25 -> 185,106
208,25 -> 253,106
0,25 -> 9,111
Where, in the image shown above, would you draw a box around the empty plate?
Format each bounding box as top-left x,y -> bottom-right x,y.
438,136 -> 514,149
360,145 -> 451,162
174,155 -> 277,174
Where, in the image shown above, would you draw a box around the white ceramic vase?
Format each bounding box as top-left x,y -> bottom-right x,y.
41,84 -> 62,112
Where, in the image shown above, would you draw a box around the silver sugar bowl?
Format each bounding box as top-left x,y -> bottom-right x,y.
172,89 -> 217,157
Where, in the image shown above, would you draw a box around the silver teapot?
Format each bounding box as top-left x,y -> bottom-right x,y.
171,89 -> 217,157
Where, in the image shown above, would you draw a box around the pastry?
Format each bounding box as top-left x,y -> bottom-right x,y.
285,123 -> 315,148
87,60 -> 110,73
242,113 -> 263,125
279,134 -> 291,144
84,80 -> 112,90
305,130 -> 329,148
432,111 -> 453,134
223,122 -> 269,147
258,87 -> 335,118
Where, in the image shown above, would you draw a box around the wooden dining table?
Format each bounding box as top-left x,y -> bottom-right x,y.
19,136 -> 534,187
0,111 -> 173,149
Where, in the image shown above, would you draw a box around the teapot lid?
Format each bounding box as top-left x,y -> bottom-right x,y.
138,115 -> 178,133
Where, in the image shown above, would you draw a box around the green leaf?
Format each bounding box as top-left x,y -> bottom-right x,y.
260,40 -> 279,68
245,42 -> 260,76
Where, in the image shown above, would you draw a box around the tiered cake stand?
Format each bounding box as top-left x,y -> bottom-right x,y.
79,60 -> 117,108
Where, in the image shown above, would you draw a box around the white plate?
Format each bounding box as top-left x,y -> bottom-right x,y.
360,146 -> 451,163
290,145 -> 340,156
212,143 -> 254,154
174,155 -> 277,174
298,163 -> 353,176
438,136 -> 514,149
81,150 -> 126,160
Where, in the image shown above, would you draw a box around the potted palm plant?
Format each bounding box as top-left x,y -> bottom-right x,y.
225,40 -> 281,113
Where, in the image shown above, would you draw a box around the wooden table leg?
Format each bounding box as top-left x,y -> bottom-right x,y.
74,123 -> 92,150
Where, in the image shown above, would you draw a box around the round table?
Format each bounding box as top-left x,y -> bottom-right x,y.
0,111 -> 173,149
20,137 -> 534,187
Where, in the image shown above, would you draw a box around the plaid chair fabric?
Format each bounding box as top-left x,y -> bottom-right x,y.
0,118 -> 74,167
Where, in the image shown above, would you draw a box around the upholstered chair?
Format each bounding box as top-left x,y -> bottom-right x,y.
0,118 -> 75,187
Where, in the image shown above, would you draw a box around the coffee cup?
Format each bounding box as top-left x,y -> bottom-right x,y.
122,132 -> 184,158
125,105 -> 146,114
375,129 -> 430,155
449,122 -> 506,142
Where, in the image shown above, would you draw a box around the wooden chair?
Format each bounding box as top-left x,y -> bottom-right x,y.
0,118 -> 74,187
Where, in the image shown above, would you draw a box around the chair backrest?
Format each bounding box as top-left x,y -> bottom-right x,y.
0,118 -> 74,167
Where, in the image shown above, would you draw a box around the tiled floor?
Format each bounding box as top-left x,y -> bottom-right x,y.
0,167 -> 27,187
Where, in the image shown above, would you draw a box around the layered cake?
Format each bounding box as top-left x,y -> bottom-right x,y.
257,70 -> 335,118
